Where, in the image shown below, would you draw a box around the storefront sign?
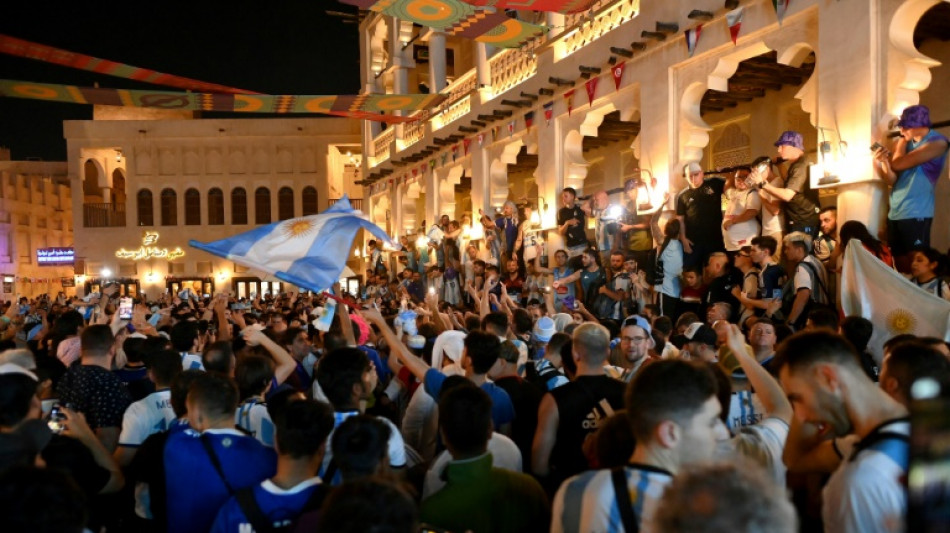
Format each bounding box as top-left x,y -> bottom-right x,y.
37,247 -> 75,265
115,232 -> 185,261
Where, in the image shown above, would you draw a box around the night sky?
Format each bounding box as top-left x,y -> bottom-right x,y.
0,4 -> 361,161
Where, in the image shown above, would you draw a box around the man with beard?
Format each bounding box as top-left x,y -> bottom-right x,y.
776,331 -> 908,533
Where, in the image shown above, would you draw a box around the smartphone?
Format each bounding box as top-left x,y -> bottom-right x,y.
870,142 -> 884,152
47,403 -> 66,434
118,297 -> 133,320
908,377 -> 950,531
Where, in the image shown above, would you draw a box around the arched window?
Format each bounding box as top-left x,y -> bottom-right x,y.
160,188 -> 177,226
208,188 -> 224,225
255,187 -> 271,225
231,187 -> 247,225
302,186 -> 318,215
137,189 -> 153,226
278,187 -> 294,220
184,188 -> 201,225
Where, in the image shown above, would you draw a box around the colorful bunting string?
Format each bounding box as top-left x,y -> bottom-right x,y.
726,7 -> 744,45
685,25 -> 702,57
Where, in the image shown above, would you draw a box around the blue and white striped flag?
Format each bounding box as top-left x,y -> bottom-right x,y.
189,196 -> 396,293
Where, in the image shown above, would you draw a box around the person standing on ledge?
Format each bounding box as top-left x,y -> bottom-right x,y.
749,131 -> 820,240
874,105 -> 949,272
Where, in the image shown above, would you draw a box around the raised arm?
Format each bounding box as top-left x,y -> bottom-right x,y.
725,325 -> 792,423
363,308 -> 431,381
243,328 -> 297,386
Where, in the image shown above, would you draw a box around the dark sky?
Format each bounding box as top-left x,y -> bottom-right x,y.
0,4 -> 361,161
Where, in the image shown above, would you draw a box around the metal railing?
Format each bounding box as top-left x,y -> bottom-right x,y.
83,203 -> 126,228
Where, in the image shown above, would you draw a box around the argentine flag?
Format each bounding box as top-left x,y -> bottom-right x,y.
189,196 -> 395,293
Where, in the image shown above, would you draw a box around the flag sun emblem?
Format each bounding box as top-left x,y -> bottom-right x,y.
283,219 -> 315,238
886,308 -> 916,335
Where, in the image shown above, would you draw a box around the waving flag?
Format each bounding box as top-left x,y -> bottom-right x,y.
189,196 -> 396,293
840,244 -> 950,363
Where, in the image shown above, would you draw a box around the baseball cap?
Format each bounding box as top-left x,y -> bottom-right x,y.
621,315 -> 652,337
0,419 -> 52,471
774,131 -> 805,151
896,105 -> 931,129
684,323 -> 717,347
533,316 -> 557,343
0,363 -> 38,381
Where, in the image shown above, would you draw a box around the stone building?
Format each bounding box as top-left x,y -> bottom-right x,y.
358,0 -> 950,255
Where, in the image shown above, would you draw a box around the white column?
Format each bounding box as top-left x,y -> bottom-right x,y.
476,43 -> 492,98
428,31 -> 447,94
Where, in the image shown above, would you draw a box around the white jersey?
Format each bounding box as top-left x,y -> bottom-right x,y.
552,464 -> 672,533
118,389 -> 176,447
422,432 -> 523,499
235,399 -> 275,447
823,419 -> 909,533
715,416 -> 789,485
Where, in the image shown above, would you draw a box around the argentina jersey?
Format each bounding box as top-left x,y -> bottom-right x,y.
181,352 -> 205,371
119,389 -> 176,447
235,399 -> 275,447
552,465 -> 673,533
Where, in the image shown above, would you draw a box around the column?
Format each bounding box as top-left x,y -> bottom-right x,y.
428,31 -> 447,94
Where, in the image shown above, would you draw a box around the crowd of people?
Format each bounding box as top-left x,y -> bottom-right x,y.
0,105 -> 947,533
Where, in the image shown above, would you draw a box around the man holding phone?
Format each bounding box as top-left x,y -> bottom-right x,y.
748,131 -> 820,238
874,105 -> 950,271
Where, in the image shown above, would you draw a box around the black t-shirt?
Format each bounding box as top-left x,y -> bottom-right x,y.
549,375 -> 625,486
558,205 -> 588,248
676,178 -> 725,243
493,376 -> 543,470
57,364 -> 132,430
704,270 -> 741,321
783,157 -> 819,225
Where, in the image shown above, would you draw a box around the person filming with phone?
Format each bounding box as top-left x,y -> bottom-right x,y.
873,104 -> 949,272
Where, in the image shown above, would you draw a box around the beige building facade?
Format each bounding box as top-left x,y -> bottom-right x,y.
65,113 -> 362,299
359,0 -> 950,253
0,151 -> 74,299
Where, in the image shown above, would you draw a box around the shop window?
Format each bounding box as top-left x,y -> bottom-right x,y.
137,189 -> 154,226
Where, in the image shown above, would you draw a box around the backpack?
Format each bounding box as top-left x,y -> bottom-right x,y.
235,483 -> 331,533
643,247 -> 663,286
584,271 -> 615,319
780,260 -> 833,329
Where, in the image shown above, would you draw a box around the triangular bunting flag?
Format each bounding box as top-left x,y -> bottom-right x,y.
585,77 -> 599,107
611,62 -> 625,91
429,159 -> 436,169
441,152 -> 448,166
412,167 -> 418,177
452,144 -> 458,161
773,0 -> 790,25
726,7 -> 744,45
524,111 -> 535,130
543,102 -> 554,125
685,25 -> 702,57
463,138 -> 472,154
477,133 -> 485,146
492,126 -> 499,141
565,89 -> 575,116
508,121 -> 515,137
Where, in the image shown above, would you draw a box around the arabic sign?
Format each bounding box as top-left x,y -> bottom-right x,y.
115,232 -> 185,261
37,247 -> 75,265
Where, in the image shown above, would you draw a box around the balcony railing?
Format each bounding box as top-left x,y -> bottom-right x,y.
83,203 -> 126,228
373,127 -> 394,164
329,198 -> 363,211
